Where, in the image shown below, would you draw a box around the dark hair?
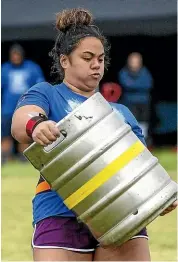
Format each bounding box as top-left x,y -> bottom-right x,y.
9,44 -> 25,57
49,8 -> 110,83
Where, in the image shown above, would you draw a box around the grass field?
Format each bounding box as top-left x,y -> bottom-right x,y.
2,149 -> 177,261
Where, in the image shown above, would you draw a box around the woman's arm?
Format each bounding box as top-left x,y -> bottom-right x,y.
11,82 -> 60,146
11,105 -> 60,146
11,105 -> 46,143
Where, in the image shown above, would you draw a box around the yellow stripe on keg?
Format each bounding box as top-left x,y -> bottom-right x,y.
64,140 -> 145,209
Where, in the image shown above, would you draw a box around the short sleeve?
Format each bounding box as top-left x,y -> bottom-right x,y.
110,103 -> 146,146
15,82 -> 52,116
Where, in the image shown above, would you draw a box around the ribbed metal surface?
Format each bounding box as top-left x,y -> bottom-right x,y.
24,92 -> 177,247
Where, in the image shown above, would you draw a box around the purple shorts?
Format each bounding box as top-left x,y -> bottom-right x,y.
32,217 -> 148,252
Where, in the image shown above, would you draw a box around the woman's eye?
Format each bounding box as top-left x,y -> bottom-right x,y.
99,59 -> 104,63
83,57 -> 91,61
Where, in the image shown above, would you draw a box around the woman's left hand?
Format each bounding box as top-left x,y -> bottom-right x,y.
160,200 -> 178,216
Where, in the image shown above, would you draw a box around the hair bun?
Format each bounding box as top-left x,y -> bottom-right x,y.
56,8 -> 93,33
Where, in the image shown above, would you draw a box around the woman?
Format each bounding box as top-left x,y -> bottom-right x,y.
11,8 -> 177,261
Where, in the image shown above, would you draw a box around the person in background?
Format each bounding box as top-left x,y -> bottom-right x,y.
118,52 -> 153,144
1,44 -> 45,163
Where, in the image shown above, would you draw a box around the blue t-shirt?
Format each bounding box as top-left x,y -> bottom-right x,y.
16,82 -> 146,225
1,60 -> 45,116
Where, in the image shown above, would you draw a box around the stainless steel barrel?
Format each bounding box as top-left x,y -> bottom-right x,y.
24,92 -> 177,247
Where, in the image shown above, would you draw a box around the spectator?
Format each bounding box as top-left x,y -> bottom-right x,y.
118,52 -> 153,143
1,44 -> 45,163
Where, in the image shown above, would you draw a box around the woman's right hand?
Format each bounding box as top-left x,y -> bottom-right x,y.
32,120 -> 60,146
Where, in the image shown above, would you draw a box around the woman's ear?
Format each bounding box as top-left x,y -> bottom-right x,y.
60,54 -> 69,69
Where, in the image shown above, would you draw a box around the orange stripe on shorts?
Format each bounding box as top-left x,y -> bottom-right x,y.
36,181 -> 51,194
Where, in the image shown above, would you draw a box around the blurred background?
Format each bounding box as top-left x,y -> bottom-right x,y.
1,0 -> 177,261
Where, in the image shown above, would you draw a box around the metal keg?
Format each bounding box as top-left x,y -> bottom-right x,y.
24,92 -> 177,247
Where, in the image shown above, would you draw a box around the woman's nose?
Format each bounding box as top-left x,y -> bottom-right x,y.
91,59 -> 100,69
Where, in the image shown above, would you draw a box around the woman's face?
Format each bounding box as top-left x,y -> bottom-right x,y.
127,54 -> 142,72
62,37 -> 105,92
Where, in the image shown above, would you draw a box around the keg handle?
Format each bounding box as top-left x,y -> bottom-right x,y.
43,129 -> 67,153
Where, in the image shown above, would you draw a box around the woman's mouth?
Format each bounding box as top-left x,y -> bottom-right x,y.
90,73 -> 101,79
